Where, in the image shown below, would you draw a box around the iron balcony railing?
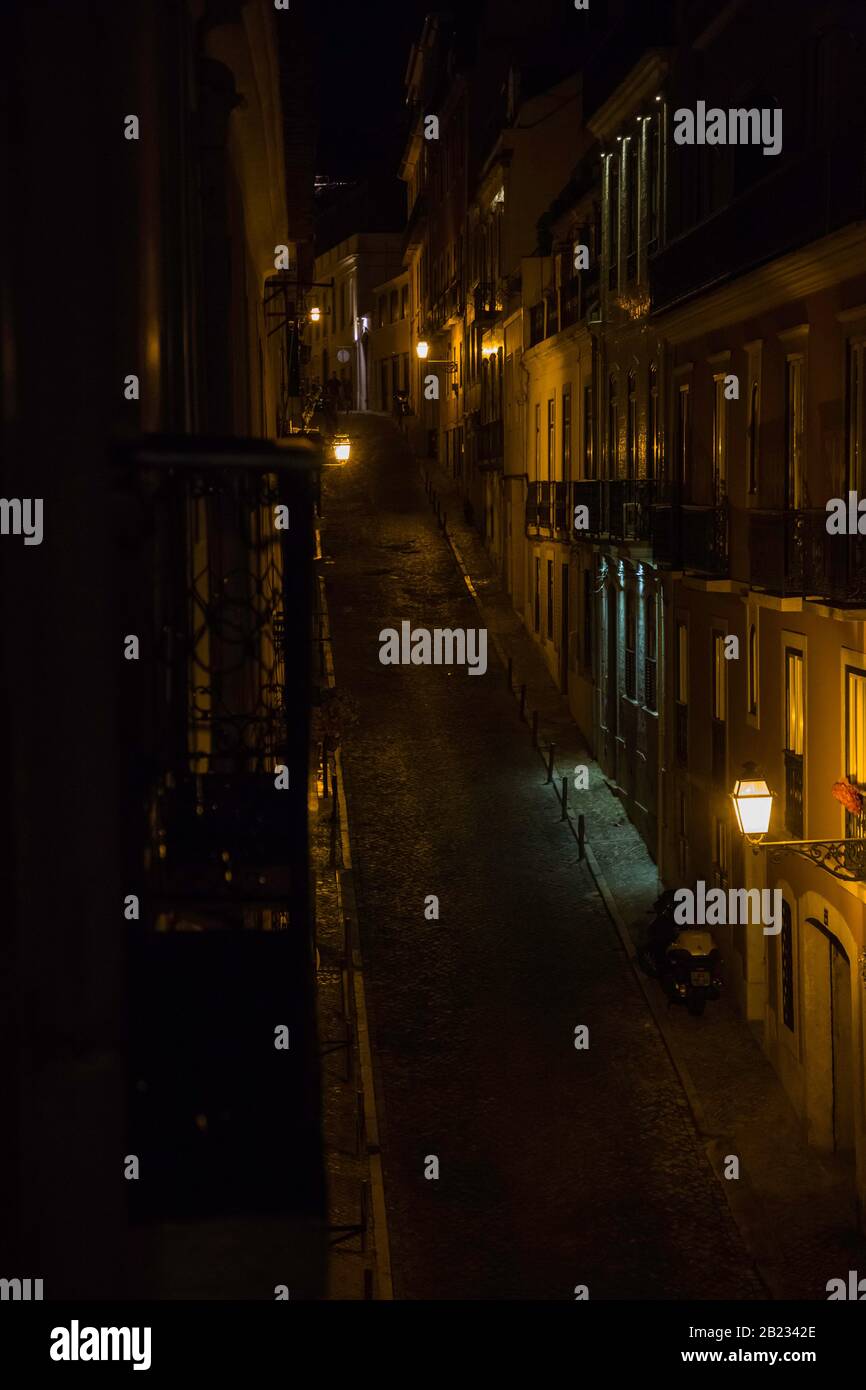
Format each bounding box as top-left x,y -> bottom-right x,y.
525,479 -> 729,576
750,508 -> 866,606
472,282 -> 499,320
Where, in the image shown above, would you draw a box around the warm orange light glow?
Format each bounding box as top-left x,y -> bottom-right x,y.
334,436 -> 351,462
416,340 -> 429,359
731,776 -> 774,838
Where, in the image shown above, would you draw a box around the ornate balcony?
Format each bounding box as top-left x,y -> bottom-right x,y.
607,479 -> 654,543
680,501 -> 729,575
749,508 -> 866,605
472,281 -> 499,321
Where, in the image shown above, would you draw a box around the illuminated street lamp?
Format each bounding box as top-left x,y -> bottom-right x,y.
731,763 -> 866,881
309,306 -> 321,323
415,338 -> 458,372
731,774 -> 774,842
333,436 -> 351,462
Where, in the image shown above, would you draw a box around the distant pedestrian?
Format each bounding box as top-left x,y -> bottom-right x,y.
393,389 -> 409,433
340,377 -> 353,413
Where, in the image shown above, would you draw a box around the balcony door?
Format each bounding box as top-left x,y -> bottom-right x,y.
676,382 -> 690,497
605,584 -> 618,752
785,356 -> 804,510
712,374 -> 728,504
784,647 -> 804,838
845,665 -> 866,876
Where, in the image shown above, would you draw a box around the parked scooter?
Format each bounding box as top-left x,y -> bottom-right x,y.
639,889 -> 722,1016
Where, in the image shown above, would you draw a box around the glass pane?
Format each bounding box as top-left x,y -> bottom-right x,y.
786,651 -> 803,754
848,671 -> 866,784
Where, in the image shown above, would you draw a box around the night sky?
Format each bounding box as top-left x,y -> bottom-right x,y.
310,1 -> 488,181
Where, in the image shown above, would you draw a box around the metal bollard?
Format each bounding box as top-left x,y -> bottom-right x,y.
577,812 -> 585,858
531,709 -> 539,748
546,742 -> 556,783
560,775 -> 569,821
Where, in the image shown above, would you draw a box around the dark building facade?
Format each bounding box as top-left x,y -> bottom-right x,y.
1,0 -> 325,1299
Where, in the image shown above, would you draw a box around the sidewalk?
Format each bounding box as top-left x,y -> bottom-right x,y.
312,552 -> 391,1300
423,447 -> 866,1301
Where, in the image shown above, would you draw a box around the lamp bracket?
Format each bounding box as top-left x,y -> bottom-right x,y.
752,837 -> 866,882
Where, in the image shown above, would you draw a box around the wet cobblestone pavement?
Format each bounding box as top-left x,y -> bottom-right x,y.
320,413 -> 764,1300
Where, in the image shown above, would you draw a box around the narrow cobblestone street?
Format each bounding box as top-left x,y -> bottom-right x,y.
320,413 -> 764,1300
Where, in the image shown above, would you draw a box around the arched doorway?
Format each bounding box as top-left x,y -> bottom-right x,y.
803,917 -> 855,1157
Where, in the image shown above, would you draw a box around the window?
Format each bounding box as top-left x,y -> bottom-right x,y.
712,633 -> 727,720
748,624 -> 758,715
675,621 -> 688,764
846,667 -> 866,787
583,382 -> 594,479
534,557 -> 541,632
583,567 -> 593,670
626,371 -> 637,478
676,383 -> 690,491
534,403 -> 541,473
647,115 -> 660,247
712,374 -> 728,502
647,364 -> 658,480
847,340 -> 866,493
784,647 -> 804,838
676,622 -> 688,704
781,901 -> 795,1032
607,153 -> 619,290
378,295 -> 386,328
562,386 -> 572,479
712,630 -> 727,784
747,380 -> 760,494
785,357 -> 805,509
785,648 -> 804,755
713,817 -> 729,891
389,289 -> 398,322
401,285 -> 409,319
547,398 -> 555,480
546,560 -> 554,639
625,590 -> 636,699
844,666 -> 866,870
608,374 -> 618,478
626,137 -> 638,279
767,912 -> 779,1014
644,592 -> 657,711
